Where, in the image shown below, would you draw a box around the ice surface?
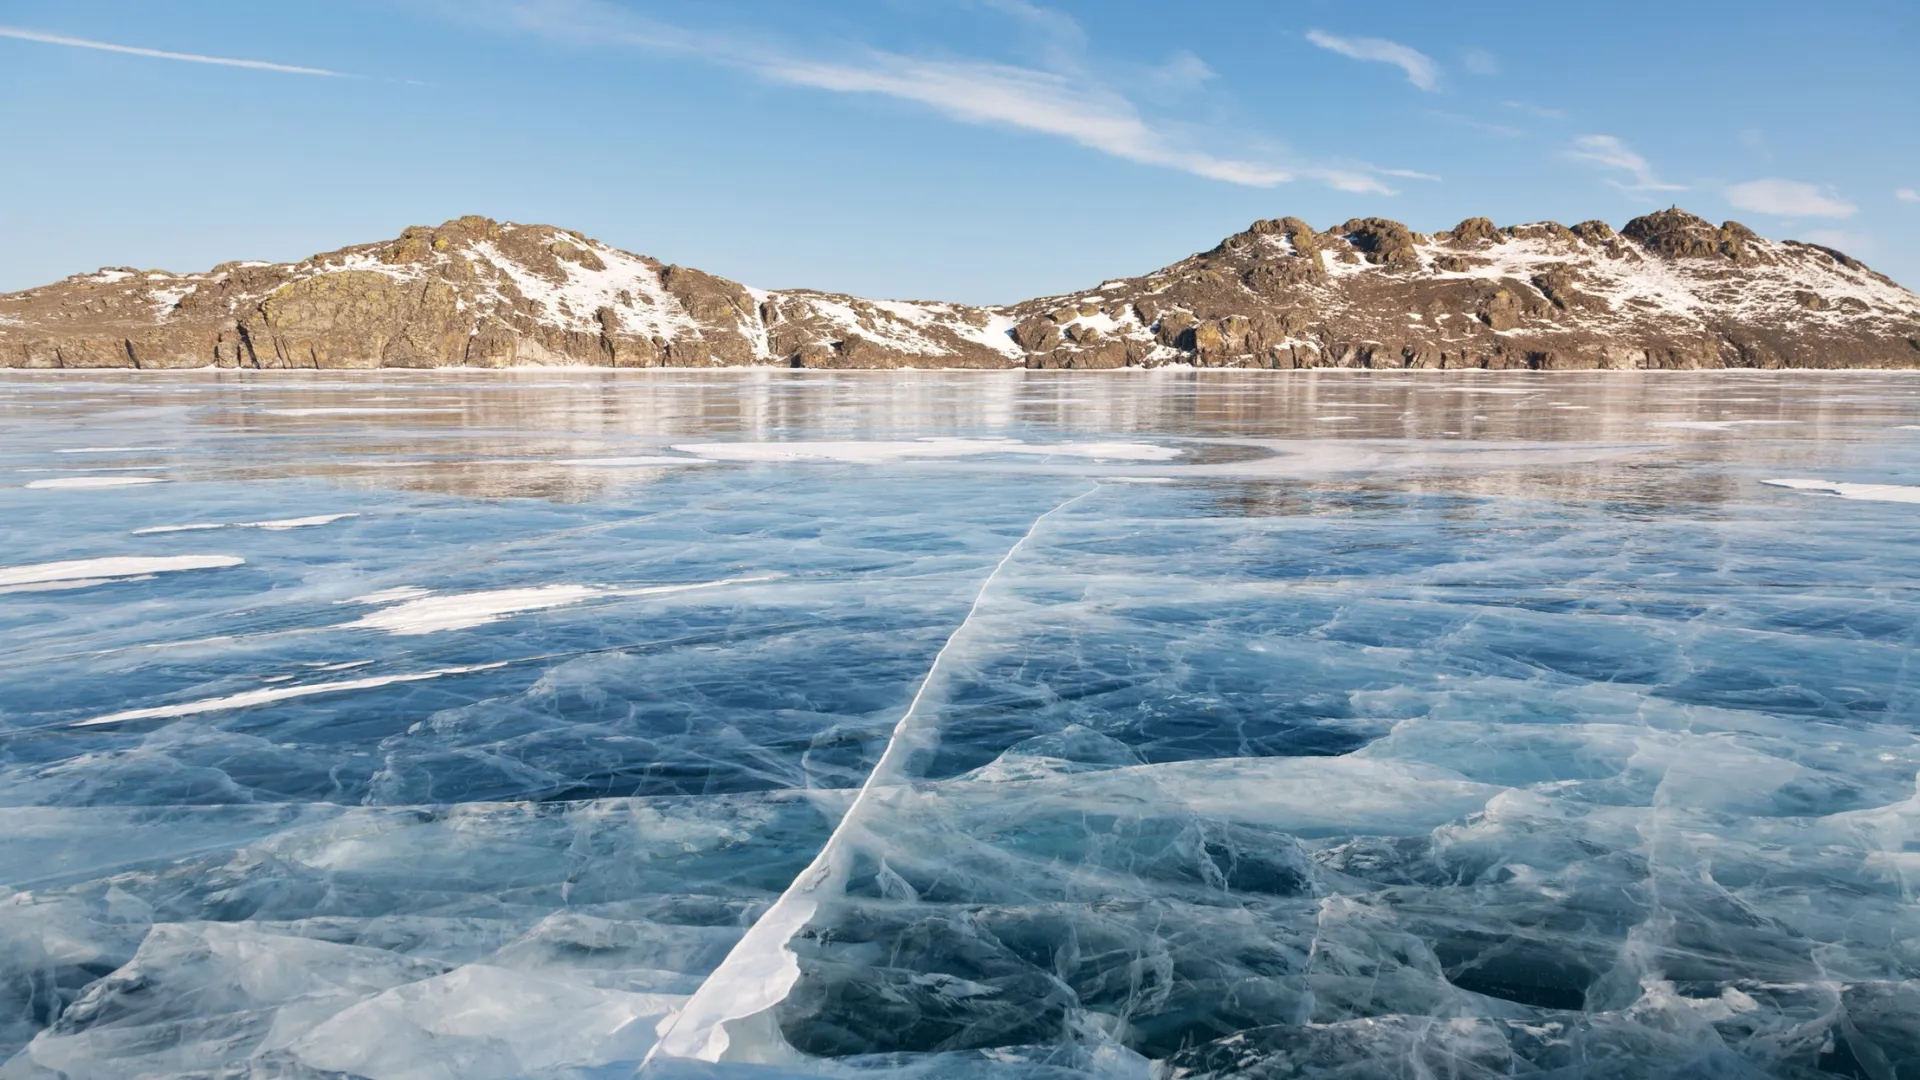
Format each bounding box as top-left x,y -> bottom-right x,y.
3,369 -> 1920,1078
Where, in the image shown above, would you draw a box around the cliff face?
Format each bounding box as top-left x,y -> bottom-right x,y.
4,209 -> 1917,371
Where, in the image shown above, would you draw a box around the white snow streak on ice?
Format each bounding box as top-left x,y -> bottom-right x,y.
341,586 -> 432,606
134,514 -> 360,535
56,446 -> 174,454
645,487 -> 1099,1065
70,663 -> 511,728
26,476 -> 168,489
345,576 -> 775,635
345,585 -> 602,635
0,555 -> 243,590
1763,478 -> 1920,504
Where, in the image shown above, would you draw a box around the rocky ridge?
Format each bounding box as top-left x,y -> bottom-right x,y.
3,209 -> 1917,371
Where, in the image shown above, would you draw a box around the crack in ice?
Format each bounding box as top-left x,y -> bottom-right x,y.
642,485 -> 1101,1067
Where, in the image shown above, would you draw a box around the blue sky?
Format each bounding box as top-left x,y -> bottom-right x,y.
2,0 -> 1916,300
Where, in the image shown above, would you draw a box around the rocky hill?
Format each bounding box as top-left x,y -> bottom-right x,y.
4,209 -> 1917,371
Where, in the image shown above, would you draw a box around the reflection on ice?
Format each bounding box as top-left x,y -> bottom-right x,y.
672,439 -> 1181,464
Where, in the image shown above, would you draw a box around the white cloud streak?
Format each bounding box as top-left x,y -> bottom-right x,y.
1567,134 -> 1685,192
1896,188 -> 1918,203
1305,30 -> 1438,91
1725,178 -> 1857,218
758,52 -> 1292,187
0,24 -> 345,76
1503,100 -> 1566,120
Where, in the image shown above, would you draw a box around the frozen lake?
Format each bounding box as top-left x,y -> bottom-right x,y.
2,369 -> 1918,1078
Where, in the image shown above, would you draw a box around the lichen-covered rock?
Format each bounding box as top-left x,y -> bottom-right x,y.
1447,217 -> 1504,247
1012,316 -> 1060,352
1336,218 -> 1421,270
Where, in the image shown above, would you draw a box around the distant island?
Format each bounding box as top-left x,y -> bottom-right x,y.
4,209 -> 1916,372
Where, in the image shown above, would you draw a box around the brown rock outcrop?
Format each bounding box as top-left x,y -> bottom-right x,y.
4,210 -> 1917,373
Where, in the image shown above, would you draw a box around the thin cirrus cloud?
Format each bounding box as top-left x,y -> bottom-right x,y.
466,0 -> 1410,194
1724,179 -> 1857,218
1504,100 -> 1566,121
0,23 -> 344,76
758,53 -> 1295,187
1897,188 -> 1919,203
1304,30 -> 1439,92
1566,134 -> 1685,192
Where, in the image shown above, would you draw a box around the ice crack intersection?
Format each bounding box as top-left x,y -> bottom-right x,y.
643,485 -> 1101,1067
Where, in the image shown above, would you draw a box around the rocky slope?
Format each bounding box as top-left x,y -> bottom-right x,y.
4,210 -> 1917,371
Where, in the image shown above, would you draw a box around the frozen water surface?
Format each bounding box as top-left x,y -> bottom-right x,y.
1,369 -> 1918,1079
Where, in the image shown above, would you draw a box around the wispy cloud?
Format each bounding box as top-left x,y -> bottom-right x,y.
758,52 -> 1292,186
1305,30 -> 1438,92
456,0 -> 1413,194
1725,178 -> 1857,218
1567,134 -> 1685,192
1146,50 -> 1216,93
1463,48 -> 1499,76
0,24 -> 344,76
1897,188 -> 1919,203
1503,100 -> 1565,120
1431,111 -> 1523,138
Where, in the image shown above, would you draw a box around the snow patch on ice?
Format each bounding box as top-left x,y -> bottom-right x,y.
343,586 -> 433,606
345,585 -> 603,635
26,476 -> 168,489
0,555 -> 243,591
57,446 -> 174,454
71,663 -> 510,727
1762,478 -> 1920,504
133,513 -> 360,535
345,576 -> 775,635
